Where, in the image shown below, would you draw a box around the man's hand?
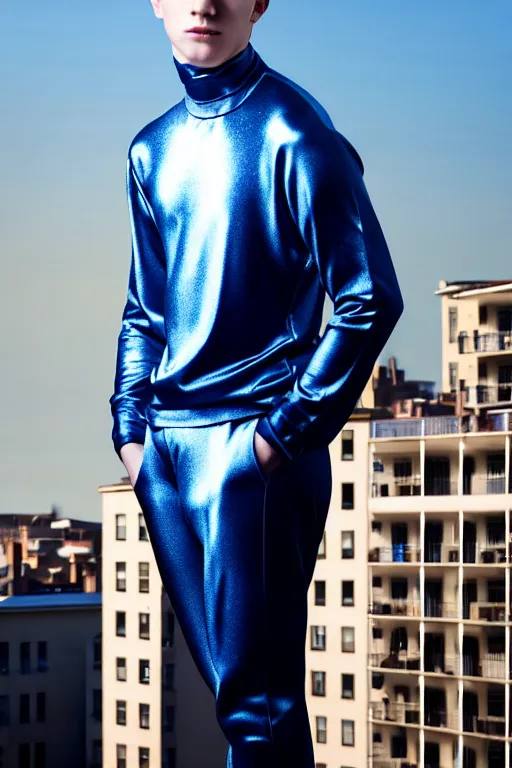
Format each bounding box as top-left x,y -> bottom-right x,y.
254,430 -> 286,476
120,442 -> 145,488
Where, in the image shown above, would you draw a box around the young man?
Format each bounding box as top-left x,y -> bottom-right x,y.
109,1 -> 404,765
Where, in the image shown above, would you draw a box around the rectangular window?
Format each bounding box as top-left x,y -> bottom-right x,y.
314,580 -> 326,606
449,306 -> 457,343
317,531 -> 326,559
116,611 -> 126,637
341,674 -> 354,699
0,642 -> 8,675
139,659 -> 150,685
139,513 -> 148,541
371,521 -> 382,533
117,744 -> 127,768
116,562 -> 126,592
116,700 -> 127,726
479,304 -> 488,325
341,531 -> 354,559
449,362 -> 458,392
139,702 -> 150,729
311,670 -> 326,696
116,514 -> 126,541
37,641 -> 47,672
34,742 -> 46,768
391,578 -> 408,600
139,747 -> 150,768
139,613 -> 150,640
341,581 -> 354,607
92,689 -> 102,721
341,719 -> 355,747
341,429 -> 354,460
341,627 -> 355,653
315,715 -> 327,744
20,642 -> 30,675
19,744 -> 30,768
116,658 -> 127,682
393,460 -> 412,479
36,692 -> 45,722
163,705 -> 175,733
139,562 -> 150,593
311,626 -> 326,651
19,693 -> 30,724
341,483 -> 354,510
116,744 -> 126,768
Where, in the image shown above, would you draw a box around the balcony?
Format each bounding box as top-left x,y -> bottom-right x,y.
369,545 -> 422,564
370,700 -> 420,725
371,599 -> 422,619
465,384 -> 512,408
423,709 -> 458,731
371,413 -> 509,440
424,600 -> 458,620
369,650 -> 421,672
462,714 -> 506,737
468,602 -> 507,623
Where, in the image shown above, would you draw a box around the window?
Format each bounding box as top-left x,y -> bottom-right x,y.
139,747 -> 150,768
117,744 -> 127,768
116,612 -> 126,637
93,634 -> 101,670
139,613 -> 150,640
391,578 -> 408,600
19,744 -> 30,768
139,703 -> 150,729
479,304 -> 488,325
116,562 -> 126,592
116,700 -> 127,726
317,531 -> 326,559
92,740 -> 102,765
371,521 -> 382,533
311,670 -> 326,696
139,562 -> 150,593
341,429 -> 354,460
478,361 -> 488,379
341,627 -> 355,653
372,626 -> 383,639
37,641 -> 47,672
0,695 -> 9,727
314,581 -> 326,606
449,306 -> 457,343
341,483 -> 354,510
139,513 -> 148,541
163,704 -> 175,733
315,715 -> 327,744
36,692 -> 45,722
393,459 -> 412,479
0,643 -> 8,675
341,674 -> 354,699
341,581 -> 354,606
139,659 -> 150,684
116,514 -> 127,540
449,362 -> 458,392
117,657 -> 127,681
341,531 -> 354,559
341,719 -> 355,746
34,742 -> 45,768
311,626 -> 326,651
92,689 -> 102,721
20,642 -> 30,674
19,693 -> 30,724
163,663 -> 175,691
372,576 -> 382,588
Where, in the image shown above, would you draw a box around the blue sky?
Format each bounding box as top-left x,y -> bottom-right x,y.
1,0 -> 511,520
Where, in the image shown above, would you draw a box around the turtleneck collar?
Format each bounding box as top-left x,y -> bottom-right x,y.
173,42 -> 266,119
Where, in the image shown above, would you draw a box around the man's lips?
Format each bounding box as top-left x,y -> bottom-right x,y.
186,28 -> 221,35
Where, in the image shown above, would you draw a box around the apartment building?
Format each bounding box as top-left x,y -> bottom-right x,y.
0,592 -> 101,768
368,279 -> 512,768
98,476 -> 228,768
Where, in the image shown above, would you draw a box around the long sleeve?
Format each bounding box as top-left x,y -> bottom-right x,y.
109,155 -> 167,460
255,127 -> 404,461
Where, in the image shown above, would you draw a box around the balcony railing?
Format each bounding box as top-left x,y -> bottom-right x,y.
371,760 -> 419,768
370,700 -> 420,725
463,714 -> 506,737
465,384 -> 512,407
369,651 -> 421,671
424,600 -> 458,619
424,709 -> 459,730
369,545 -> 422,564
371,599 -> 422,618
474,331 -> 512,354
467,601 -> 506,623
371,413 -> 509,439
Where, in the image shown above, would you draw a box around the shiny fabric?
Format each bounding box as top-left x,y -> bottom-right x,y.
133,415 -> 332,767
109,41 -> 404,463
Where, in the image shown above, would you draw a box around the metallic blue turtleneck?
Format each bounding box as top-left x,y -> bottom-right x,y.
109,42 -> 404,462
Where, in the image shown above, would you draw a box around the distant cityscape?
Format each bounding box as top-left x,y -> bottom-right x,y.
1,278 -> 512,768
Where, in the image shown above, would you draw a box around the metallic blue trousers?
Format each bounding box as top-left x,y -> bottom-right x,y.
133,414 -> 332,768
